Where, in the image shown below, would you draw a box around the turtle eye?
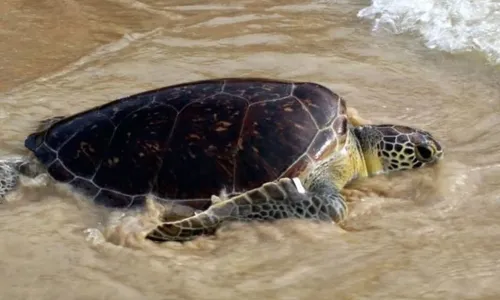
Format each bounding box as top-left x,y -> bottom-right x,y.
415,144 -> 434,162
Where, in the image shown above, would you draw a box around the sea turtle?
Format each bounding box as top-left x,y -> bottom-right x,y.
0,78 -> 443,242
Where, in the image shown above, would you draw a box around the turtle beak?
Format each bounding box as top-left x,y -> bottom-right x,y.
436,147 -> 444,161
429,136 -> 444,163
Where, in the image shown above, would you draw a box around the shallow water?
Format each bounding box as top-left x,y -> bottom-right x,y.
1,0 -> 500,299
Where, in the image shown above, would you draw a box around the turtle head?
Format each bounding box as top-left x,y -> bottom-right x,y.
353,124 -> 443,176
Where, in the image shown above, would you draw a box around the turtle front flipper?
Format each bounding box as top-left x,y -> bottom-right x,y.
146,177 -> 348,242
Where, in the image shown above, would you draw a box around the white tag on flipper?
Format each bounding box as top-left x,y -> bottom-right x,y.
292,177 -> 306,194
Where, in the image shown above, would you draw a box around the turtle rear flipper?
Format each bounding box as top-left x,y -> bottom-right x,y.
146,177 -> 348,242
0,160 -> 21,201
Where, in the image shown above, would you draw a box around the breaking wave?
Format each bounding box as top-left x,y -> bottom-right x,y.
358,0 -> 500,64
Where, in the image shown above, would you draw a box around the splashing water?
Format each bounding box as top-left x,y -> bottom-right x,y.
358,0 -> 500,64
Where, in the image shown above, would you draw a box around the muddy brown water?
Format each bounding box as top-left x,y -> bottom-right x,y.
1,0 -> 500,299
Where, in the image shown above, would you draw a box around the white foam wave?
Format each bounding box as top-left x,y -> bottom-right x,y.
358,0 -> 500,64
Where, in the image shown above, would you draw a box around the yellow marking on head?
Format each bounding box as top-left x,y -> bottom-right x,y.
362,149 -> 384,176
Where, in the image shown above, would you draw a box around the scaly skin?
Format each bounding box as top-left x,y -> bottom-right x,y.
0,157 -> 23,202
146,124 -> 443,242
